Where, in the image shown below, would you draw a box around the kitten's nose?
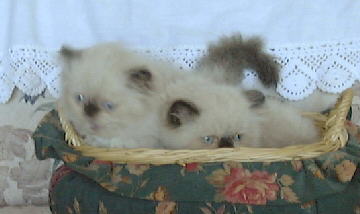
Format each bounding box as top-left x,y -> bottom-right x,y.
83,102 -> 99,117
218,137 -> 234,148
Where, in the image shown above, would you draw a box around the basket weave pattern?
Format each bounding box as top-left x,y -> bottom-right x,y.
59,89 -> 353,165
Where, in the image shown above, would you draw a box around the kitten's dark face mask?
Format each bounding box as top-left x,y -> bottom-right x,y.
73,94 -> 116,132
83,101 -> 100,118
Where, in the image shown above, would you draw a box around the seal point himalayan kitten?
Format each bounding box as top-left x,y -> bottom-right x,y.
58,42 -> 185,148
159,74 -> 262,149
159,78 -> 320,149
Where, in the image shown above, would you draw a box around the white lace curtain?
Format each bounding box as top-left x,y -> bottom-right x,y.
0,0 -> 360,103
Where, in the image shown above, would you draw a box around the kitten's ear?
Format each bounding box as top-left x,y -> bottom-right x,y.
59,46 -> 82,61
244,90 -> 265,108
128,67 -> 153,91
167,100 -> 200,128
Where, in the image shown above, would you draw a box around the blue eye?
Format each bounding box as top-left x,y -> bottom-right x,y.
104,102 -> 115,111
75,94 -> 85,102
233,133 -> 242,141
202,136 -> 214,145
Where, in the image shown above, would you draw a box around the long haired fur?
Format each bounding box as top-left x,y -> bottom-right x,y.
159,74 -> 262,149
57,41 -> 322,149
197,33 -> 279,87
253,98 -> 321,147
58,43 -> 184,148
159,77 -> 320,149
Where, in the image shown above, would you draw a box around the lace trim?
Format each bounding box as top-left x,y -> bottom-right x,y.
0,39 -> 359,103
269,40 -> 360,99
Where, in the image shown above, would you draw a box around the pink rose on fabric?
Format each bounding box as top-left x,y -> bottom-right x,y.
222,168 -> 279,205
184,163 -> 203,172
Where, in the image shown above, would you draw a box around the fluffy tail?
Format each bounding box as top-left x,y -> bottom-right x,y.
198,34 -> 279,87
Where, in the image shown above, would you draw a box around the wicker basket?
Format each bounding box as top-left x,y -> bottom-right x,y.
59,89 -> 353,165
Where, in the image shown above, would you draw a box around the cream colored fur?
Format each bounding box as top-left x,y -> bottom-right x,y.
58,42 -> 185,148
159,74 -> 262,149
253,98 -> 321,148
158,73 -> 320,149
58,41 -> 321,149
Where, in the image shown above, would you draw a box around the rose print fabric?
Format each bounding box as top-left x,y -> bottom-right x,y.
33,110 -> 360,214
207,167 -> 280,205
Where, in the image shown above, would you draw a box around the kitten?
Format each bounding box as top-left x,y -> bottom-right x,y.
159,80 -> 320,149
159,74 -> 262,149
58,42 -> 184,148
197,33 -> 338,112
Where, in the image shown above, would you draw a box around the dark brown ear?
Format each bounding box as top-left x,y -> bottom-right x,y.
128,67 -> 153,91
60,46 -> 82,60
244,90 -> 265,108
167,100 -> 200,128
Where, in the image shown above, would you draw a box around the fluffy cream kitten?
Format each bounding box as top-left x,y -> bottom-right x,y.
159,74 -> 262,149
196,33 -> 338,112
58,42 -> 184,148
159,78 -> 320,149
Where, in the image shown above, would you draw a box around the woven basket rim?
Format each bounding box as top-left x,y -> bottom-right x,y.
59,89 -> 353,165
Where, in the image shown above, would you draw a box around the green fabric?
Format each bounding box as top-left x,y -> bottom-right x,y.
33,110 -> 360,214
50,166 -> 360,214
